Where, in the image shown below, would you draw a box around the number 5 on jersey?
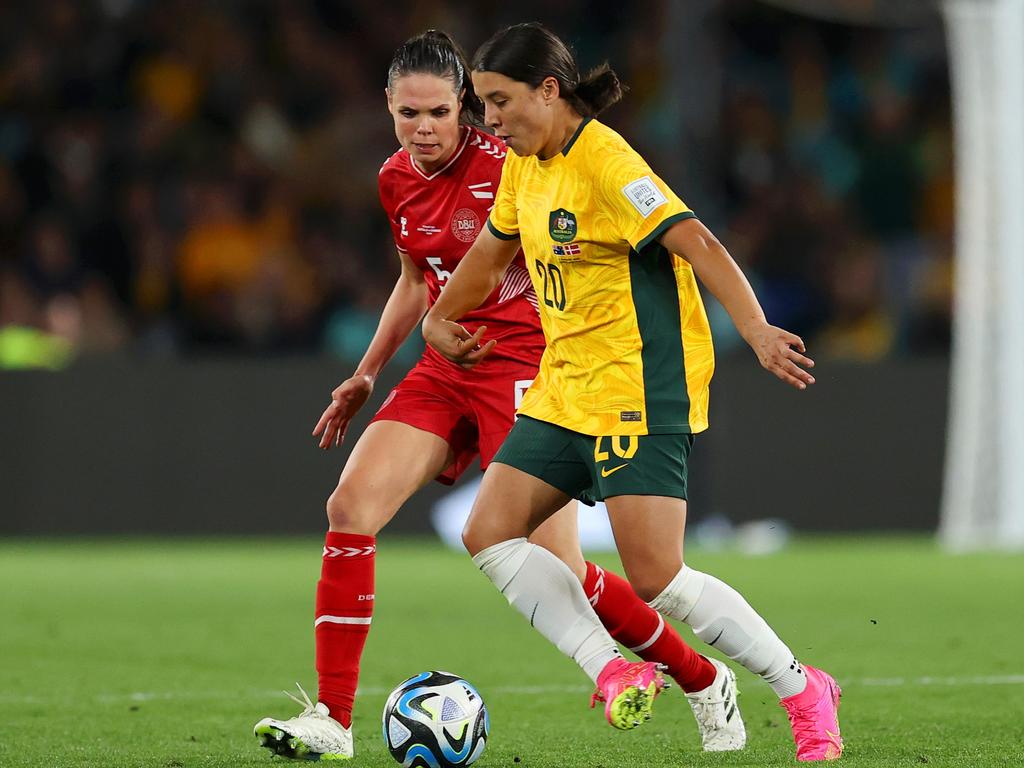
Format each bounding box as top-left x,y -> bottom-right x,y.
427,257 -> 452,284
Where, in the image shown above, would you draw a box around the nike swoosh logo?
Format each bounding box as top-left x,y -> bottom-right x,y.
601,464 -> 629,478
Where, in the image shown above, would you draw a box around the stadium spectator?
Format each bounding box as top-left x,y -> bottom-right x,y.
0,0 -> 953,362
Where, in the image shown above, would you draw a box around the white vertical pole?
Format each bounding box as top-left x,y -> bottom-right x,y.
992,0 -> 1024,546
941,0 -> 1024,550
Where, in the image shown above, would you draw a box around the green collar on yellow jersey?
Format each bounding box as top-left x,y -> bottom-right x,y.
561,117 -> 592,157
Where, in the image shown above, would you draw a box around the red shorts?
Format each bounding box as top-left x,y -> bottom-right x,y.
369,357 -> 538,484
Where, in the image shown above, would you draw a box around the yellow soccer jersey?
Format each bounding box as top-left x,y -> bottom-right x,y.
487,118 -> 714,436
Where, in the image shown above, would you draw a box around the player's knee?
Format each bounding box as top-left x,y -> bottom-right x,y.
619,550 -> 683,602
461,514 -> 498,557
461,520 -> 483,556
627,565 -> 682,603
325,480 -> 379,535
628,578 -> 668,604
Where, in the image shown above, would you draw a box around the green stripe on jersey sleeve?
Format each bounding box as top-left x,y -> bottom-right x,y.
487,219 -> 519,241
635,211 -> 696,253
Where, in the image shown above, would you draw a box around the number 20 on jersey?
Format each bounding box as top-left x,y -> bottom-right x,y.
535,260 -> 566,311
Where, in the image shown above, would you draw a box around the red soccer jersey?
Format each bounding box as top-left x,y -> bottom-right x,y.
378,125 -> 543,368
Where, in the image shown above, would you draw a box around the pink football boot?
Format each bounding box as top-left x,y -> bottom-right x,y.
590,658 -> 668,730
781,665 -> 843,761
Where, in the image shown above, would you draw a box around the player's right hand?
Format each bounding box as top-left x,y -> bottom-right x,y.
422,318 -> 497,370
312,373 -> 374,449
744,322 -> 815,390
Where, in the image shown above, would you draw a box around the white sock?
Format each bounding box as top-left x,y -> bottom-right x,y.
472,538 -> 621,682
648,565 -> 807,699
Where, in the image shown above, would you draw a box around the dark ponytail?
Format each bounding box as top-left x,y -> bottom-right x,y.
572,63 -> 625,117
472,23 -> 626,118
387,30 -> 484,124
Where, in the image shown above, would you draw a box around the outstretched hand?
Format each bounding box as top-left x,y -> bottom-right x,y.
312,374 -> 375,449
744,322 -> 816,390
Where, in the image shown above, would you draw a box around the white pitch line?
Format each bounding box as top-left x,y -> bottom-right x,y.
357,675 -> 1024,694
858,674 -> 1024,687
1,675 -> 1022,707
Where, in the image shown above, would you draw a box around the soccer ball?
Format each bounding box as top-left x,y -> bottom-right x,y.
382,671 -> 489,768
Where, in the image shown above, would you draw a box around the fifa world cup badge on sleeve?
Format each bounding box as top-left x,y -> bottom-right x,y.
621,176 -> 668,218
549,209 -> 578,242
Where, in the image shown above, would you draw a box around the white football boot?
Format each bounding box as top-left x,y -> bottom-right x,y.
685,657 -> 747,751
254,684 -> 353,761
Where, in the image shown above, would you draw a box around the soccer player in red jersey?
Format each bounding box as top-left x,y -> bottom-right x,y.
254,31 -> 742,761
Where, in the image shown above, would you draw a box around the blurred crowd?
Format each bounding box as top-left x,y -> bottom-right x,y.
0,0 -> 952,369
711,5 -> 952,359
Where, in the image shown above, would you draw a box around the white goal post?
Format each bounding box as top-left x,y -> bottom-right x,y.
940,0 -> 1024,550
756,0 -> 1024,548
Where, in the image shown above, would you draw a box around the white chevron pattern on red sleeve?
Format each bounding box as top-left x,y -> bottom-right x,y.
322,545 -> 376,558
588,565 -> 606,606
497,263 -> 536,305
470,132 -> 506,160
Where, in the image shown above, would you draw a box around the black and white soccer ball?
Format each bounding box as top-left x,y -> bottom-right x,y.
382,671 -> 489,768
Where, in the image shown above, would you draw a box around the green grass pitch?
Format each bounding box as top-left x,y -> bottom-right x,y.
1,536 -> 1022,767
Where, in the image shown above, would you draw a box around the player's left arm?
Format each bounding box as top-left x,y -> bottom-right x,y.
660,218 -> 816,391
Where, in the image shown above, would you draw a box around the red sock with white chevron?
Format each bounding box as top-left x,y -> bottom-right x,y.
315,532 -> 376,728
583,562 -> 716,693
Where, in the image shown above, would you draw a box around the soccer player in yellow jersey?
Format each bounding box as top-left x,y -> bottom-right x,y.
422,24 -> 843,762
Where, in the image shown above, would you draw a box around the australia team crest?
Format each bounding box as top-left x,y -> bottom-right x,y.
548,208 -> 578,243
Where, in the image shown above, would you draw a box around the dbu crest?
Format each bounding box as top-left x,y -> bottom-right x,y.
548,208 -> 578,243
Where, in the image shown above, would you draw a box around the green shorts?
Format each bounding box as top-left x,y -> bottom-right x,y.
492,415 -> 695,504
